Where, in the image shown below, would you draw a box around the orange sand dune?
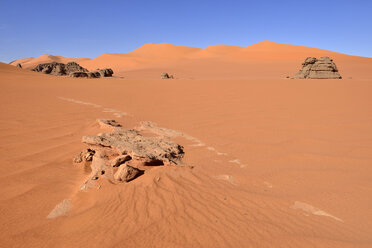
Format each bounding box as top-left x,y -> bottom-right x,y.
1,57 -> 372,248
10,54 -> 90,70
10,41 -> 372,80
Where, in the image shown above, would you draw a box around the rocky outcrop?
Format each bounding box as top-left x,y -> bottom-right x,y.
82,128 -> 184,165
291,57 -> 342,79
32,62 -> 88,76
16,63 -> 22,68
75,119 -> 185,190
161,72 -> 173,79
32,62 -> 115,78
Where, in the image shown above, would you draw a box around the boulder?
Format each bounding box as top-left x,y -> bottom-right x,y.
16,63 -> 22,68
291,57 -> 342,79
97,68 -> 114,77
161,72 -> 173,79
114,164 -> 141,182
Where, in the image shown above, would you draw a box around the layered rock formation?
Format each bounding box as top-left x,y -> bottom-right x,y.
291,57 -> 342,79
74,119 -> 185,190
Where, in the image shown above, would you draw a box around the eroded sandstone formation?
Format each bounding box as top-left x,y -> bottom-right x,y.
291,57 -> 342,79
74,120 -> 185,190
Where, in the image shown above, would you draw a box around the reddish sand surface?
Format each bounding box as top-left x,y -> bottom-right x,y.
1,42 -> 372,247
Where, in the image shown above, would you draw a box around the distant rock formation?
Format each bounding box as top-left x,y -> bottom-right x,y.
75,119 -> 185,190
16,63 -> 22,68
32,62 -> 114,78
161,72 -> 173,79
32,62 -> 88,76
291,57 -> 342,79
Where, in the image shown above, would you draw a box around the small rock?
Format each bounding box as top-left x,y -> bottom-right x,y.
84,149 -> 96,161
114,164 -> 141,182
161,72 -> 173,79
73,152 -> 83,163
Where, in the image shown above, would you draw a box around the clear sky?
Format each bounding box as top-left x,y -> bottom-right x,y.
1,0 -> 371,63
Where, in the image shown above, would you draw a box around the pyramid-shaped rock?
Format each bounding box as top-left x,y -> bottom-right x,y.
291,57 -> 342,79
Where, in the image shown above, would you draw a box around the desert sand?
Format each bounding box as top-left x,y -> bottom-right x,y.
1,41 -> 372,248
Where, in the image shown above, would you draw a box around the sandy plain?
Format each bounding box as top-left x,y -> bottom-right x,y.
1,41 -> 372,247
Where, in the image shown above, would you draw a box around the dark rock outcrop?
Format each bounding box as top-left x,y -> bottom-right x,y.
16,63 -> 22,68
291,57 -> 342,79
32,62 -> 88,76
32,62 -> 114,78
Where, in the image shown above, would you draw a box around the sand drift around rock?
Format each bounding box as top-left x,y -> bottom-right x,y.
75,119 -> 185,190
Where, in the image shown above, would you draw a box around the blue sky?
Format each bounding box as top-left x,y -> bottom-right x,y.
0,0 -> 371,62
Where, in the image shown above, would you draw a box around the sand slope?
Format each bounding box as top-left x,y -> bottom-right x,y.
1,60 -> 372,247
9,41 -> 372,80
